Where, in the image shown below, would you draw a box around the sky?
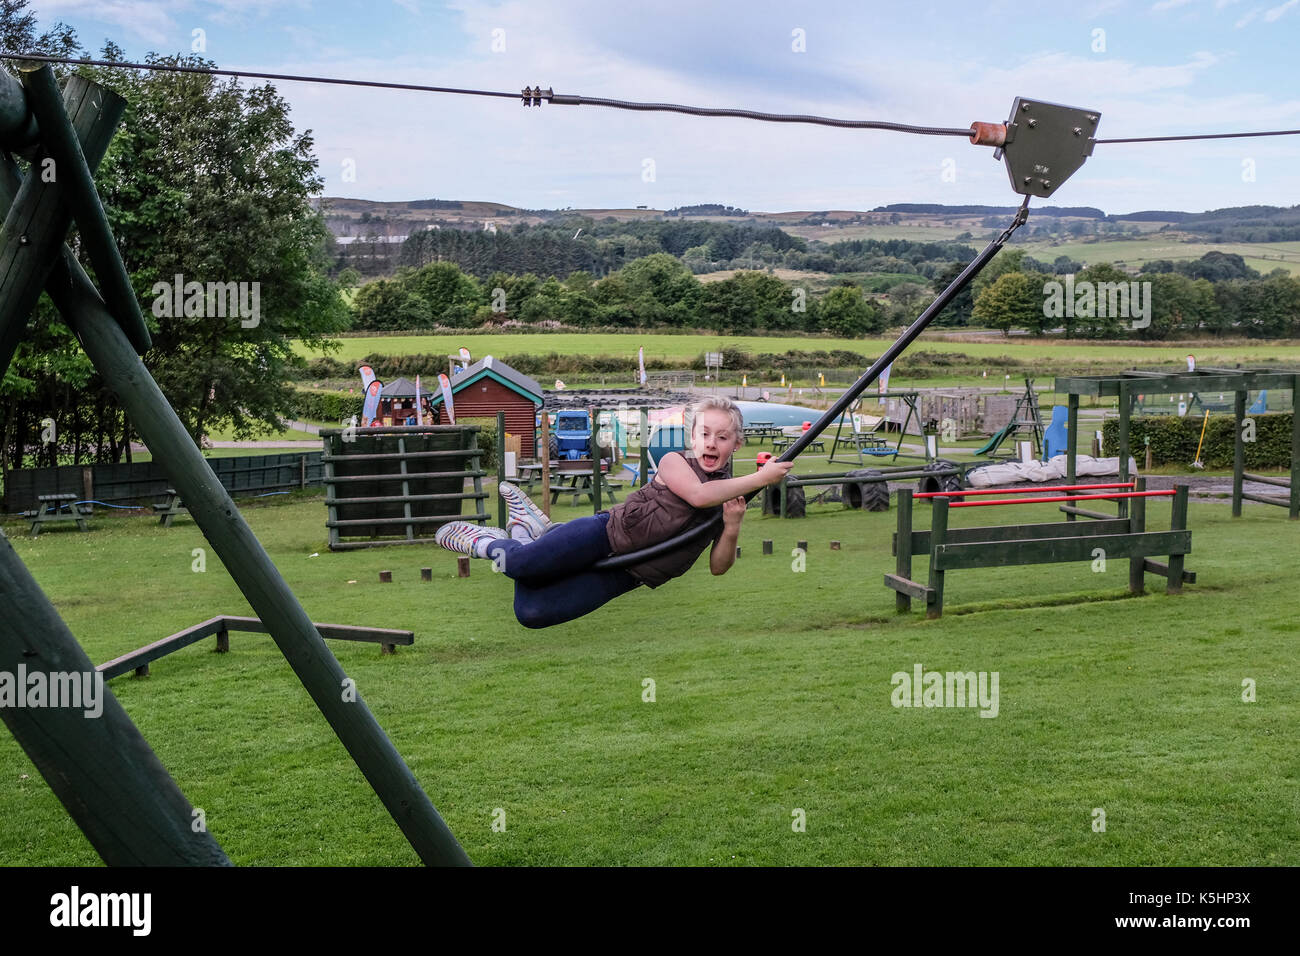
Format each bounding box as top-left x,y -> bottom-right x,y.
29,0 -> 1300,214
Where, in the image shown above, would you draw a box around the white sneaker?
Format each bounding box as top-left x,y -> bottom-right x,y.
498,481 -> 553,542
435,521 -> 508,558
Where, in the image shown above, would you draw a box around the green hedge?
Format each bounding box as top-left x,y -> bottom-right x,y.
289,387 -> 364,423
1102,412 -> 1294,469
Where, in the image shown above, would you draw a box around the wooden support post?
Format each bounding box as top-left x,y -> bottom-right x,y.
421,567 -> 432,582
1291,374 -> 1300,520
22,192 -> 470,869
0,68 -> 39,147
762,539 -> 773,555
590,405 -> 602,515
0,532 -> 230,865
379,570 -> 392,583
639,409 -> 650,488
1116,383 -> 1131,520
830,540 -> 841,550
20,66 -> 150,353
539,410 -> 551,519
1066,393 -> 1078,522
735,546 -> 741,559
496,409 -> 507,529
0,75 -> 122,379
457,557 -> 471,578
895,489 -> 913,613
133,663 -> 149,678
216,627 -> 230,653
927,496 -> 949,619
1233,388 -> 1246,517
796,540 -> 808,552
381,642 -> 396,656
1167,483 -> 1189,593
1128,476 -> 1147,595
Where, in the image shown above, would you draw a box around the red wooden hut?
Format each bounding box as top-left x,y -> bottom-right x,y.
427,356 -> 543,455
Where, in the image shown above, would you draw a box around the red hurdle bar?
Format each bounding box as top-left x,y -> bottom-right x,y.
945,490 -> 1174,508
914,482 -> 1135,499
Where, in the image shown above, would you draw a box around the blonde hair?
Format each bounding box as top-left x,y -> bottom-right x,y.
686,395 -> 744,442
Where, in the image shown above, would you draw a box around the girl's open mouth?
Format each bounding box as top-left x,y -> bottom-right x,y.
701,453 -> 719,469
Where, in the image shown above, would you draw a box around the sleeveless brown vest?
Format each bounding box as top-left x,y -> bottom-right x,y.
604,452 -> 732,588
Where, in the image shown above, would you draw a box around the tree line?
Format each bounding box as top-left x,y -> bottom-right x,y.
349,245 -> 1300,341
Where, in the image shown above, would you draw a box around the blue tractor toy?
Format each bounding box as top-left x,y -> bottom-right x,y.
552,410 -> 592,460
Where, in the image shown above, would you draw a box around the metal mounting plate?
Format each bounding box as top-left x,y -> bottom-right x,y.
995,97 -> 1101,198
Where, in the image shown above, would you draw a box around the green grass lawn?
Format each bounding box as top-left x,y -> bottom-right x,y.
2,476 -> 1296,867
298,332 -> 1300,369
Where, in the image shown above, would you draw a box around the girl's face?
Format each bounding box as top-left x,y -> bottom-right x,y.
691,409 -> 742,473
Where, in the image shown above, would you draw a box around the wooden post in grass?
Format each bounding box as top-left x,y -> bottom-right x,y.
927,496 -> 949,620
1128,477 -> 1147,595
1231,387 -> 1244,517
1167,483 -> 1189,593
639,409 -> 650,488
496,410 -> 507,529
540,409 -> 551,519
1065,393 -> 1079,522
1116,382 -> 1131,520
1291,373 -> 1300,520
0,74 -> 471,867
894,489 -> 914,612
0,531 -> 231,865
590,405 -> 602,514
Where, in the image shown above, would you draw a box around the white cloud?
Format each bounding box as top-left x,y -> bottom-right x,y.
40,0 -> 180,45
1264,0 -> 1299,20
1151,0 -> 1194,11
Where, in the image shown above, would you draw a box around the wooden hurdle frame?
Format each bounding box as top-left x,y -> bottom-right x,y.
322,423 -> 488,550
886,478 -> 1194,618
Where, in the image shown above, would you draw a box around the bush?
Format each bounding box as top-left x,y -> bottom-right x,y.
1102,412 -> 1293,469
289,387 -> 364,422
458,417 -> 498,470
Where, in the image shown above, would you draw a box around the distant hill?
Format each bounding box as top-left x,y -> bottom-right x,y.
873,203 -> 1107,219
315,197 -> 1300,251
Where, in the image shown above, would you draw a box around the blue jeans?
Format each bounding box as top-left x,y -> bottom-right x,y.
484,512 -> 641,628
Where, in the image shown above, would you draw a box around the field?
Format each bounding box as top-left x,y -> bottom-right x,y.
3,459 -> 1297,866
1018,239 -> 1300,276
298,332 -> 1300,370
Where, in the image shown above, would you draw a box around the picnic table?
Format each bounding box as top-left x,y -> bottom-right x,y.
771,429 -> 825,455
153,488 -> 189,527
547,468 -> 625,506
28,493 -> 91,537
517,461 -> 556,494
743,422 -> 780,445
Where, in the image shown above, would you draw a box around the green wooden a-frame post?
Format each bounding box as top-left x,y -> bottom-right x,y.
0,63 -> 469,865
